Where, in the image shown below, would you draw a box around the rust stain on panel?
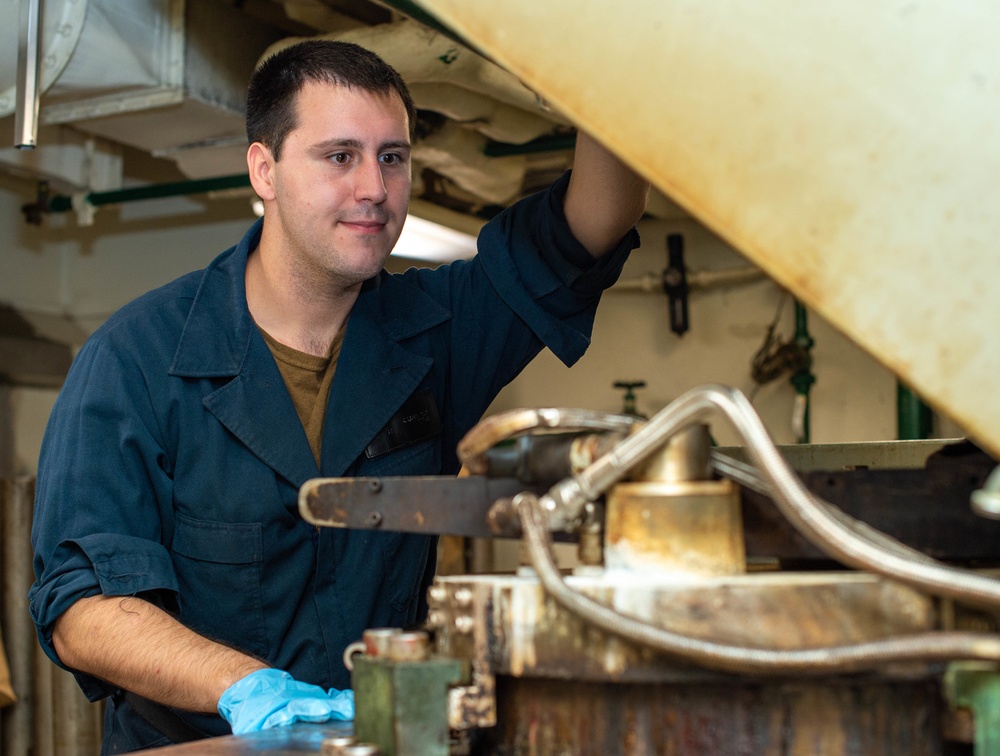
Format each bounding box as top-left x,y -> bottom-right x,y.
418,0 -> 1000,455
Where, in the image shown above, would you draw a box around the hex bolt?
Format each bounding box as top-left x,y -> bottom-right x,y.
453,587 -> 474,607
428,585 -> 447,605
368,478 -> 383,493
365,511 -> 383,527
454,615 -> 475,634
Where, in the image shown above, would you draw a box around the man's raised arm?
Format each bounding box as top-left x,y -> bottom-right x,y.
563,131 -> 651,258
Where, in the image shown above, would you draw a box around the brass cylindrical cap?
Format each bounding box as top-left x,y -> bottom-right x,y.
386,630 -> 430,661
362,627 -> 402,657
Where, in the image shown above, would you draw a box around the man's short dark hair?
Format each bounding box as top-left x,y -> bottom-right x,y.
246,39 -> 417,160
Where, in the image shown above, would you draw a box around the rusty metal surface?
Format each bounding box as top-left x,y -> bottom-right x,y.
605,479 -> 745,575
413,0 -> 1000,458
431,572 -> 936,683
448,673 -> 497,732
742,442 -> 1000,563
480,432 -> 624,484
300,441 -> 1000,562
457,409 -> 637,475
352,655 -> 461,756
299,476 -> 545,537
483,676 -> 943,755
719,439 -> 959,472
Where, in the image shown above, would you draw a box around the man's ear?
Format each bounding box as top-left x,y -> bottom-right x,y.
247,142 -> 277,202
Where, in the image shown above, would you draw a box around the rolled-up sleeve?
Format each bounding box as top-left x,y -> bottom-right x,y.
476,170 -> 639,366
29,334 -> 179,700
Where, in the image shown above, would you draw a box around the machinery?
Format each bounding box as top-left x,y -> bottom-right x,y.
301,386 -> 1000,755
8,2 -> 1000,754
293,5 -> 1000,750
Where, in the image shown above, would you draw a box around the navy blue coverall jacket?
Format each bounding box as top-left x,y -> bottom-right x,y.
29,172 -> 637,752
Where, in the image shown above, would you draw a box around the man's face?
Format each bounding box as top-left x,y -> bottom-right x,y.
264,80 -> 412,288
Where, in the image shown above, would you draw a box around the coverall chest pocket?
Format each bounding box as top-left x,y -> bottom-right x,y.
363,437 -> 440,477
170,514 -> 267,658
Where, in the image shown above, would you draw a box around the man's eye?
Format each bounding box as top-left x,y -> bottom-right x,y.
380,154 -> 401,165
330,153 -> 350,164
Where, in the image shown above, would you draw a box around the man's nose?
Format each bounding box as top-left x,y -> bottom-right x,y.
354,158 -> 388,203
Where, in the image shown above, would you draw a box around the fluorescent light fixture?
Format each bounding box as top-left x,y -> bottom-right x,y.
248,204 -> 478,264
392,214 -> 478,263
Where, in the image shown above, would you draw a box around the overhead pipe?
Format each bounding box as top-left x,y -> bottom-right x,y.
47,174 -> 253,212
25,128 -> 574,225
22,174 -> 254,226
610,266 -> 766,294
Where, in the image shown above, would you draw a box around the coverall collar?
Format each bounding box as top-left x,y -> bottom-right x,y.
167,218 -> 451,483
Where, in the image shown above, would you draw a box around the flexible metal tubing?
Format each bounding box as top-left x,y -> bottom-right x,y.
710,451 -> 940,566
457,407 -> 639,474
516,383 -> 1000,673
518,492 -> 1000,674
548,384 -> 1000,609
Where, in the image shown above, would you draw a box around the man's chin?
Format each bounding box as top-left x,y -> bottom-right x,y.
341,256 -> 392,286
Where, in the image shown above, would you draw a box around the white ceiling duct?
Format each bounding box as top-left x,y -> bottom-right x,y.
0,0 -> 284,185
0,0 -> 186,124
0,2 -> 635,227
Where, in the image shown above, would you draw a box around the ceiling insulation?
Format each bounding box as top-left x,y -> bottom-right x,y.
0,0 -> 688,226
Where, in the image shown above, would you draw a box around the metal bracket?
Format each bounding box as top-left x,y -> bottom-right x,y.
946,662 -> 1000,755
663,233 -> 689,336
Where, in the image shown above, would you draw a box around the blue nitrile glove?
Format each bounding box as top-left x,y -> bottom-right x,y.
217,668 -> 354,735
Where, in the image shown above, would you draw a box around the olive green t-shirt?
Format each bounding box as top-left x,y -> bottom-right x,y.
258,326 -> 346,467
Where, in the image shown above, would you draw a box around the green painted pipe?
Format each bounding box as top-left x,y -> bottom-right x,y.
897,382 -> 932,440
38,130 -> 566,218
46,173 -> 252,213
